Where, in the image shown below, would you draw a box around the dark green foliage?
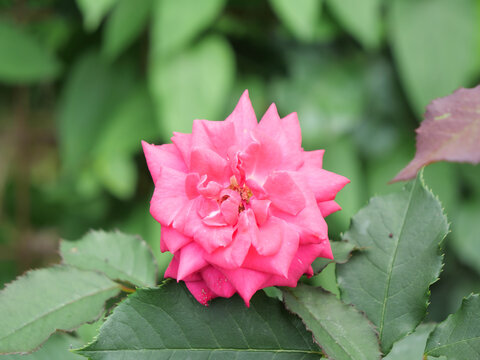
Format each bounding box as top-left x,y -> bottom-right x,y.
77,281 -> 322,359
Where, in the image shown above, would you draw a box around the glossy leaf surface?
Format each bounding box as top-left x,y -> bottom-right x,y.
337,175 -> 448,352
76,281 -> 322,359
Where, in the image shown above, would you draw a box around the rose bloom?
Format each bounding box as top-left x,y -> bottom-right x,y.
143,91 -> 349,306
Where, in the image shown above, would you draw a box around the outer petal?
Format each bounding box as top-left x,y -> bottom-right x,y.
299,165 -> 350,202
185,280 -> 218,306
177,242 -> 209,280
281,112 -> 302,150
220,267 -> 270,306
263,171 -> 306,216
193,224 -> 234,253
244,220 -> 300,277
190,147 -> 230,183
303,150 -> 325,169
201,266 -> 236,298
161,226 -> 192,253
318,200 -> 342,217
142,141 -> 187,184
171,132 -> 192,168
192,119 -> 235,158
225,90 -> 257,148
263,241 -> 332,288
251,216 -> 284,256
258,105 -> 302,155
269,173 -> 328,244
150,167 -> 190,226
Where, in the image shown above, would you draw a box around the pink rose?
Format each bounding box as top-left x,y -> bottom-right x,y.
143,91 -> 349,306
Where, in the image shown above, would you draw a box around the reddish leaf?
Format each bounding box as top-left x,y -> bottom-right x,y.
392,86 -> 480,182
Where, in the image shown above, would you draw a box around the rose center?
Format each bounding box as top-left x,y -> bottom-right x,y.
222,176 -> 253,213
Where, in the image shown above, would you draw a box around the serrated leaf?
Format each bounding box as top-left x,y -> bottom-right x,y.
425,294 -> 480,359
337,174 -> 448,353
326,0 -> 382,49
0,21 -> 61,83
269,0 -> 321,42
283,284 -> 381,360
75,281 -> 322,359
312,240 -> 357,274
151,0 -> 226,58
0,266 -> 120,354
392,86 -> 480,182
149,35 -> 235,136
61,230 -> 157,288
102,0 -> 152,60
1,333 -> 84,360
388,0 -> 478,116
383,323 -> 435,360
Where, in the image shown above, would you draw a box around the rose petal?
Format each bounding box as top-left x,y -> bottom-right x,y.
164,255 -> 179,279
263,242 -> 332,288
192,119 -> 236,158
220,192 -> 241,226
252,216 -> 284,256
190,147 -> 230,183
244,220 -> 299,277
185,173 -> 200,199
318,200 -> 342,217
204,209 -> 256,269
171,132 -> 192,167
150,167 -> 189,226
220,267 -> 270,306
225,90 -> 257,148
161,226 -> 192,253
299,165 -> 350,202
177,242 -> 209,280
258,105 -> 302,154
185,280 -> 217,306
263,171 -> 306,216
194,225 -> 234,253
142,141 -> 187,184
250,198 -> 271,225
240,132 -> 284,185
201,266 -> 236,298
281,112 -> 302,150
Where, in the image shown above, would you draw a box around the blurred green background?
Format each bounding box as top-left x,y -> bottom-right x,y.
1,0 -> 480,324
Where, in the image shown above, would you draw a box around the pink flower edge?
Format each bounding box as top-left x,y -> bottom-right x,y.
143,90 -> 349,306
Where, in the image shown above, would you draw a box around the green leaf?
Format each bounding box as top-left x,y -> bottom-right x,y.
425,294 -> 480,359
383,323 -> 435,360
151,0 -> 226,58
0,266 -> 120,354
58,52 -> 138,185
326,0 -> 382,49
149,35 -> 235,136
388,0 -> 479,116
1,333 -> 84,360
58,52 -> 113,176
0,21 -> 61,83
102,0 -> 152,60
283,284 -> 381,360
451,201 -> 480,275
337,174 -> 448,353
76,281 -> 322,359
92,84 -> 156,199
312,240 -> 357,274
269,0 -> 321,42
61,230 -> 157,288
76,0 -> 118,32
